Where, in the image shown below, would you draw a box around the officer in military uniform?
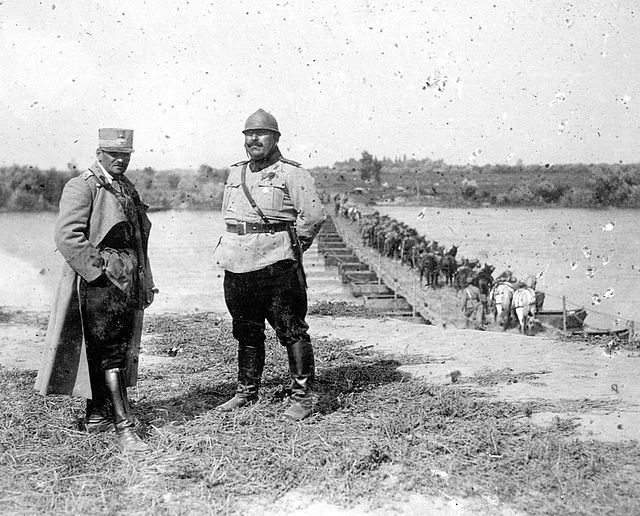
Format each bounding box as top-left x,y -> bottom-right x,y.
214,109 -> 326,420
36,128 -> 157,452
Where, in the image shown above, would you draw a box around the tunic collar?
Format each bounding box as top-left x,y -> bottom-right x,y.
96,161 -> 115,184
249,146 -> 282,173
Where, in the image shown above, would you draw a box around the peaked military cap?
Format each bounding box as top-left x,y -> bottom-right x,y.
98,128 -> 134,153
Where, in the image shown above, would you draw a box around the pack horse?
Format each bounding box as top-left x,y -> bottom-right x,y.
512,287 -> 538,335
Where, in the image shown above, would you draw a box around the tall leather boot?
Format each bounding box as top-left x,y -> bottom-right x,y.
80,363 -> 114,433
217,343 -> 264,412
83,391 -> 114,433
104,368 -> 148,453
283,340 -> 315,421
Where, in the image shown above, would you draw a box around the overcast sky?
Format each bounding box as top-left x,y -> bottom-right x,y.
0,0 -> 638,170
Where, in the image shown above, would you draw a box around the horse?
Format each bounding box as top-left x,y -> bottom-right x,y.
489,282 -> 514,330
418,252 -> 441,288
512,287 -> 538,335
459,257 -> 481,270
383,230 -> 402,259
400,234 -> 417,266
410,238 -> 429,270
440,254 -> 458,286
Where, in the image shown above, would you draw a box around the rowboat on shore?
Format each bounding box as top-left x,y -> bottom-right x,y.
569,327 -> 630,339
536,307 -> 588,329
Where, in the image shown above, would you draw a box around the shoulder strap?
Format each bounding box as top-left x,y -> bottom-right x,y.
231,159 -> 250,167
86,168 -> 117,195
240,163 -> 271,224
279,156 -> 301,167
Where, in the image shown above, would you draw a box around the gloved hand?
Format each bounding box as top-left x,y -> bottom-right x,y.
298,236 -> 313,252
144,287 -> 159,308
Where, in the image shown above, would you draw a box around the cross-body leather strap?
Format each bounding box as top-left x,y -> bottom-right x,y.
238,163 -> 306,286
240,163 -> 271,224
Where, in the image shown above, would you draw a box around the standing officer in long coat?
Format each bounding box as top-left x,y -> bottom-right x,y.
213,109 -> 326,420
35,128 -> 157,452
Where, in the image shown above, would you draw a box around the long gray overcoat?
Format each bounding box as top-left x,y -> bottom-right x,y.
34,163 -> 154,399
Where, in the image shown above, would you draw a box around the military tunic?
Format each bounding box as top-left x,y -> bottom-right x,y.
213,158 -> 325,273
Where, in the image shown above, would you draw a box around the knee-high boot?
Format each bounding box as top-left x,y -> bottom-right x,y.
104,368 -> 148,453
283,340 -> 315,421
82,370 -> 114,433
79,354 -> 114,432
217,343 -> 264,411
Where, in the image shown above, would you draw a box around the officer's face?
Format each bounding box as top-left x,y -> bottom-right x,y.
244,129 -> 279,161
97,149 -> 131,176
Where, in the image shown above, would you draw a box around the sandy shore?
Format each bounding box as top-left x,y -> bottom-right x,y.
311,316 -> 640,442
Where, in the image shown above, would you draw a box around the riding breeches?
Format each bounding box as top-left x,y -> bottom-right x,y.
79,276 -> 136,371
223,259 -> 310,350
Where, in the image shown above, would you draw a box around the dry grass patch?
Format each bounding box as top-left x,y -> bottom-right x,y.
308,300 -> 383,319
1,313 -> 639,515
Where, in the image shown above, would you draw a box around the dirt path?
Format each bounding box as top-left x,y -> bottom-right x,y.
311,315 -> 640,442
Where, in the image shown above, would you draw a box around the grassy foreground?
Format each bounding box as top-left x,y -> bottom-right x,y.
1,310 -> 640,515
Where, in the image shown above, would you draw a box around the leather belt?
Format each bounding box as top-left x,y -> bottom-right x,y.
226,221 -> 290,235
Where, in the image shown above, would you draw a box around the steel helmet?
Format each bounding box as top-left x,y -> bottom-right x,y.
243,108 -> 280,135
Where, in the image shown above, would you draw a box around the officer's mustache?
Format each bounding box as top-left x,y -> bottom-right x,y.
246,142 -> 263,148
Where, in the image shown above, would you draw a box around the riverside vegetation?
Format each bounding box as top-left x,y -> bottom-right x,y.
1,153 -> 640,211
1,308 -> 639,515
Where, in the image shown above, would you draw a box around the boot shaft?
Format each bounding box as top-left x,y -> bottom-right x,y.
103,368 -> 148,452
237,343 -> 265,388
103,368 -> 134,428
286,340 -> 315,399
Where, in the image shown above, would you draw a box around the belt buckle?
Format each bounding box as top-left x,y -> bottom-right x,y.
237,221 -> 247,235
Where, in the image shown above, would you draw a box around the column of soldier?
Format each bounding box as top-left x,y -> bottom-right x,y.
332,196 -> 494,290
331,197 -> 544,332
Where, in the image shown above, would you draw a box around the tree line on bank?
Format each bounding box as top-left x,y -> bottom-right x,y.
315,152 -> 640,208
1,154 -> 639,211
0,164 -> 228,212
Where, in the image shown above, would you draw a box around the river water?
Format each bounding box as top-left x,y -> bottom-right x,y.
1,208 -> 638,328
0,210 -> 353,316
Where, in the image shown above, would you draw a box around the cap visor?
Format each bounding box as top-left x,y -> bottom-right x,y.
100,147 -> 134,153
